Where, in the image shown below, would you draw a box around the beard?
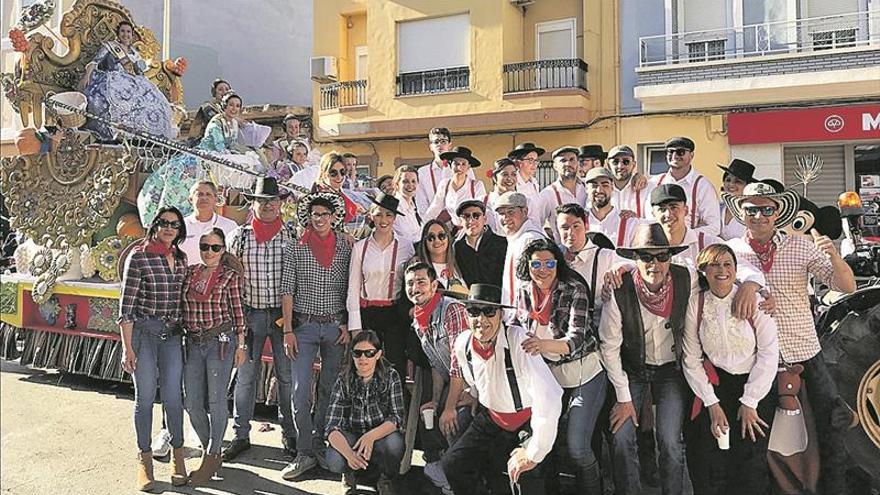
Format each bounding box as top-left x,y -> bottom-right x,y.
592,196 -> 610,209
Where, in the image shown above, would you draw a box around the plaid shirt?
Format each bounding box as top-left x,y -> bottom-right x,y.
729,232 -> 839,363
439,300 -> 474,379
515,277 -> 597,361
181,264 -> 247,335
281,235 -> 352,317
227,224 -> 296,309
118,251 -> 186,324
325,368 -> 405,438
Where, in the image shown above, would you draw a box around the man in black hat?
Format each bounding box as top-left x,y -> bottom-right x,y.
532,146 -> 587,241
454,198 -> 507,287
598,222 -> 699,495
416,128 -> 474,214
224,177 -> 297,461
443,284 -> 563,495
645,136 -> 721,236
508,142 -> 545,202
577,144 -> 607,183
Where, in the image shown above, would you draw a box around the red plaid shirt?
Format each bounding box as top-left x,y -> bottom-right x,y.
118,251 -> 186,324
181,264 -> 247,335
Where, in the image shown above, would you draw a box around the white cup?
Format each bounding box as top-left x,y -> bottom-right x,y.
716,426 -> 730,450
422,407 -> 435,430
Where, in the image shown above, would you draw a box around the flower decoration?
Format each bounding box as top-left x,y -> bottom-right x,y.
88,298 -> 117,334
80,245 -> 97,278
94,236 -> 135,282
165,57 -> 188,76
38,295 -> 61,326
9,28 -> 29,52
485,169 -> 494,180
0,282 -> 17,315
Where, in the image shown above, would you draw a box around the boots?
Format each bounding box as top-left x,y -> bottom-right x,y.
170,447 -> 188,486
189,453 -> 222,486
137,451 -> 155,492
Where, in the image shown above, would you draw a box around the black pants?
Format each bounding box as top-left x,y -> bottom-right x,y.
443,408 -> 547,495
361,305 -> 408,382
798,352 -> 848,494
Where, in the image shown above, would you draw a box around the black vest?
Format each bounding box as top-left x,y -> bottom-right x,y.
613,264 -> 690,380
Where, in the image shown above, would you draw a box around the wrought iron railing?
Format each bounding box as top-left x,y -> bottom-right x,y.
396,66 -> 470,96
503,58 -> 589,93
639,10 -> 880,67
320,80 -> 367,110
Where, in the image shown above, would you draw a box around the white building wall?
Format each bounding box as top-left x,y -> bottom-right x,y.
730,143 -> 785,179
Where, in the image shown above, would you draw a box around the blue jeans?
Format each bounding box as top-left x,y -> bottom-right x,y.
232,307 -> 293,440
131,318 -> 184,453
611,364 -> 689,495
290,321 -> 345,456
325,430 -> 405,482
565,371 -> 607,487
184,331 -> 236,455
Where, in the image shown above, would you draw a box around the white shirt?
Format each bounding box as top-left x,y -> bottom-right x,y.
719,204 -> 746,241
501,220 -> 547,307
346,234 -> 415,331
612,181 -> 646,218
682,286 -> 779,409
567,243 -> 623,312
644,167 -> 721,236
415,160 -> 475,213
585,207 -> 641,248
424,177 -> 487,227
393,194 -> 422,244
516,172 -> 541,203
485,191 -> 505,232
532,180 -> 587,241
454,324 -> 563,463
599,267 -> 700,402
181,212 -> 239,265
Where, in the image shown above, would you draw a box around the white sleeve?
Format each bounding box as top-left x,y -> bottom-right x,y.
598,289 -> 631,402
693,180 -> 721,236
681,291 -> 719,406
346,241 -> 364,331
741,301 -> 779,409
528,190 -> 547,229
423,178 -> 449,222
415,168 -> 432,213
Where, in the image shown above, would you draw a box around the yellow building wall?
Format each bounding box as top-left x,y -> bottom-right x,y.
521,0 -> 584,61
342,13 -> 367,81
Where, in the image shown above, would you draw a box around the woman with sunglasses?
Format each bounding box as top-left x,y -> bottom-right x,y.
119,206 -> 189,491
325,330 -> 405,494
414,219 -> 464,289
180,228 -> 248,486
682,244 -> 778,495
514,237 -> 605,493
316,152 -> 363,224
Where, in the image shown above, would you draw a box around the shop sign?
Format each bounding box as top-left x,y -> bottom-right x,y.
729,105 -> 880,144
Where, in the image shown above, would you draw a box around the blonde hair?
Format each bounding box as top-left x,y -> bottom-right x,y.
318,151 -> 345,187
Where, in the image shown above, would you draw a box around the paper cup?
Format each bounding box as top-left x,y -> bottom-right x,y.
716,426 -> 730,450
422,407 -> 435,430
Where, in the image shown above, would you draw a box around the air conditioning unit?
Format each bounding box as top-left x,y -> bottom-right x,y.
310,56 -> 338,84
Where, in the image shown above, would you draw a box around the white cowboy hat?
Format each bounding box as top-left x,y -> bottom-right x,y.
722,182 -> 800,229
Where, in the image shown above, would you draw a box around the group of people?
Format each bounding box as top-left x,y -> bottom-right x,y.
119,119 -> 859,495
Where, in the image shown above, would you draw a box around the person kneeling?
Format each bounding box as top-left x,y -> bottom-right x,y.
325,330 -> 405,495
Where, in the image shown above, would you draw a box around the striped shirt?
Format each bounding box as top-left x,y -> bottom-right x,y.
227,224 -> 296,309
118,250 -> 186,324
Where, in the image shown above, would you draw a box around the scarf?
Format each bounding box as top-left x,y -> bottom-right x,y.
187,265 -> 221,302
747,233 -> 777,273
633,269 -> 673,318
252,216 -> 282,244
413,291 -> 442,330
299,227 -> 337,268
144,240 -> 174,257
528,283 -> 555,326
471,336 -> 495,360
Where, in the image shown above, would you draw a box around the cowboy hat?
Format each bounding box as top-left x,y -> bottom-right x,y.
717,159 -> 757,184
367,191 -> 405,217
577,144 -> 608,161
616,223 -> 689,260
296,191 -> 346,230
243,177 -> 290,200
507,142 -> 546,160
722,181 -> 800,229
440,146 -> 481,167
458,283 -> 514,309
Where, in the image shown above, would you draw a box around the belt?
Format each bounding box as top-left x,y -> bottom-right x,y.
645,362 -> 677,371
360,299 -> 395,308
185,322 -> 233,344
294,312 -> 344,324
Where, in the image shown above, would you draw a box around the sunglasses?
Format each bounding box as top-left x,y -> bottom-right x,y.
199,243 -> 224,253
635,252 -> 672,263
255,197 -> 280,205
529,259 -> 558,270
466,306 -> 499,318
611,158 -> 632,165
743,205 -> 778,217
460,212 -> 483,221
156,219 -> 181,229
431,138 -> 450,145
352,348 -> 379,358
328,168 -> 346,178
426,232 -> 448,242
666,148 -> 689,157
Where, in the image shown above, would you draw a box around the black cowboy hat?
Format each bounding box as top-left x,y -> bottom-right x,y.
616,223 -> 689,260
717,159 -> 757,184
368,191 -> 405,216
507,142 -> 546,160
440,146 -> 481,168
243,177 -> 290,200
458,283 -> 514,309
578,144 -> 607,161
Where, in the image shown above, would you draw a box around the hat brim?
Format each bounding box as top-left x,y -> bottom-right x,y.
243,191 -> 291,200
580,152 -> 608,160
367,195 -> 405,217
553,147 -> 580,160
722,189 -> 800,229
296,191 -> 347,230
716,164 -> 756,184
616,245 -> 689,260
455,200 -> 486,216
508,147 -> 546,160
439,151 -> 481,168
460,298 -> 515,309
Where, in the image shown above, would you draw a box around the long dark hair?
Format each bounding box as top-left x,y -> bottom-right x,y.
516,237 -> 577,283
147,206 -> 187,258
342,330 -> 392,391
415,220 -> 460,279
199,228 -> 243,275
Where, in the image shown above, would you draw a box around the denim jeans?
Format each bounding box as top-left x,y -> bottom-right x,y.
232,307 -> 293,440
564,370 -> 607,489
611,364 -> 689,495
290,321 -> 345,456
325,430 -> 405,482
184,331 -> 236,455
131,318 -> 184,453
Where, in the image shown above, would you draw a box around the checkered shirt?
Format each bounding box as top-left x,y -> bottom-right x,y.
515,277 -> 598,360
227,224 -> 296,309
730,232 -> 839,363
280,235 -> 352,317
325,368 -> 405,438
118,251 -> 186,324
181,265 -> 247,335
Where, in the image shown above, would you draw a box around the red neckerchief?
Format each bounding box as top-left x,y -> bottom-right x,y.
252,217 -> 282,244
188,265 -> 221,302
472,336 -> 495,360
633,269 -> 673,318
747,232 -> 777,273
299,227 -> 337,268
413,291 -> 442,330
144,240 -> 174,256
529,283 -> 555,326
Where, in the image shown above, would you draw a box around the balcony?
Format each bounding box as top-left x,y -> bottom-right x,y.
396,66 -> 469,97
319,80 -> 367,111
503,58 -> 588,94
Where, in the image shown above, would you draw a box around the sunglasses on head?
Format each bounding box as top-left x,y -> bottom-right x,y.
466,306 -> 499,318
635,252 -> 672,263
328,168 -> 346,178
426,232 -> 448,242
156,219 -> 181,229
666,148 -> 689,157
743,205 -> 778,217
530,259 -> 558,270
460,212 -> 483,221
611,158 -> 632,165
352,348 -> 379,358
199,243 -> 224,253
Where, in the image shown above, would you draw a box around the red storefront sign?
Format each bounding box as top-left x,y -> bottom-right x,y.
728,105 -> 880,144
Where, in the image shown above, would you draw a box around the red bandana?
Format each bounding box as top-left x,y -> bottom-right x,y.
528,284 -> 555,326
187,265 -> 221,302
471,336 -> 495,360
144,240 -> 174,257
413,292 -> 442,330
300,227 -> 337,268
633,269 -> 673,318
252,217 -> 282,244
747,233 -> 777,273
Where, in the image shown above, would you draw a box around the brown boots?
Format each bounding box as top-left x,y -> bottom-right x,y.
188,452 -> 222,486
137,451 -> 155,492
171,447 -> 188,486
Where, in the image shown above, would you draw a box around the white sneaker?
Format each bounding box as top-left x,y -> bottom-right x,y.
423,461 -> 454,495
150,429 -> 172,458
281,453 -> 317,481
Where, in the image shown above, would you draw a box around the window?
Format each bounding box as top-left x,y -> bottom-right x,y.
355,46 -> 368,80
536,18 -> 576,60
397,13 -> 470,96
687,39 -> 726,62
641,144 -> 670,175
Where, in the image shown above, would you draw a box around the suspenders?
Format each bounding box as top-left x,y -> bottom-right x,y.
465,328 -> 524,411
658,172 -> 704,228
359,238 -> 399,304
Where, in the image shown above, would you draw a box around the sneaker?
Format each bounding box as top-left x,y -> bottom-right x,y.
221,438 -> 251,461
423,461 -> 454,495
150,429 -> 172,459
280,453 -> 317,481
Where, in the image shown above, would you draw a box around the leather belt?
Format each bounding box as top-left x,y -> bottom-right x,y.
360,299 -> 395,308
294,312 -> 344,325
